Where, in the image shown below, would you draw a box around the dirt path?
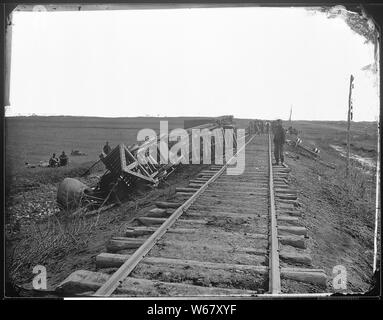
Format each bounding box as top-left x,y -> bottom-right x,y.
285,142 -> 377,293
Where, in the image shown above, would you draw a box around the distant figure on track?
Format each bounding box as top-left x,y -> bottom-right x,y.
259,120 -> 264,134
49,153 -> 59,167
253,120 -> 259,135
273,119 -> 286,165
103,141 -> 112,155
59,151 -> 68,166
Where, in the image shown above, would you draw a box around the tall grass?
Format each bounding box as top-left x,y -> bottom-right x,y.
7,211 -> 101,287
320,162 -> 377,247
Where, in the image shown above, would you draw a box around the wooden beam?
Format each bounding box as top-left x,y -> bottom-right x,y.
280,251 -> 312,266
57,270 -> 258,296
125,226 -> 196,237
155,201 -> 182,209
106,238 -> 145,252
175,187 -> 199,193
279,235 -> 306,249
95,254 -> 325,287
96,253 -> 268,272
137,216 -> 207,226
278,226 -> 307,237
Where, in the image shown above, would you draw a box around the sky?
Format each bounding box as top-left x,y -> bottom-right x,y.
7,7 -> 380,121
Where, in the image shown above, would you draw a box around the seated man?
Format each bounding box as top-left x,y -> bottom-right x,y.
49,153 -> 59,167
59,151 -> 68,166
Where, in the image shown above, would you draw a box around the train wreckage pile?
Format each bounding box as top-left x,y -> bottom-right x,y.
56,116 -> 237,213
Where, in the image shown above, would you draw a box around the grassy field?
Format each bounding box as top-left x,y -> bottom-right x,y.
5,116 -> 252,172
291,120 -> 378,155
5,116 -> 378,177
5,116 -> 182,171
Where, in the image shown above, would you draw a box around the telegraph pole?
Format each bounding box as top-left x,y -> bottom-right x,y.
346,75 -> 354,177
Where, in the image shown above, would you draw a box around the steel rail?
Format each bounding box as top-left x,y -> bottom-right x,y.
94,134 -> 256,296
268,132 -> 281,294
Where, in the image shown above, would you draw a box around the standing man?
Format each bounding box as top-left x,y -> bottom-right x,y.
103,141 -> 112,155
273,119 -> 286,165
254,120 -> 259,135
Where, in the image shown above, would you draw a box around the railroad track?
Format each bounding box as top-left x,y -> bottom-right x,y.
57,134 -> 327,296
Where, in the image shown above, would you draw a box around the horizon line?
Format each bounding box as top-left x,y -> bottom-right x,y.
4,114 -> 378,122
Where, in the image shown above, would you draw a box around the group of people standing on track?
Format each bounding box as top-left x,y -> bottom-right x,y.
249,119 -> 267,135
249,119 -> 286,166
